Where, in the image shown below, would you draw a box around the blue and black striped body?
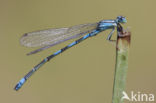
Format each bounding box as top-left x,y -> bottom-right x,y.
98,20 -> 117,30
14,16 -> 127,91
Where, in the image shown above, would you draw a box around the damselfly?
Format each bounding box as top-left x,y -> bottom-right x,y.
14,16 -> 127,91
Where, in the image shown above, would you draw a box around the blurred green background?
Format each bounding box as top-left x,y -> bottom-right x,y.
0,0 -> 156,103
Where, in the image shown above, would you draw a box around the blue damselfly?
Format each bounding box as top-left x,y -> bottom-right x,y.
14,16 -> 127,91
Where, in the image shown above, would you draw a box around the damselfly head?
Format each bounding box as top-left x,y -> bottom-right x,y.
116,16 -> 127,24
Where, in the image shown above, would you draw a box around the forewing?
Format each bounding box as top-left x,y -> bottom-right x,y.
20,23 -> 98,48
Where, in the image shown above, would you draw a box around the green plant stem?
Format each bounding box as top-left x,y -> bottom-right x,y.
112,25 -> 131,103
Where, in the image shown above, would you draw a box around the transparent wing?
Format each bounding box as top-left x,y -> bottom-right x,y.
26,32 -> 86,55
20,23 -> 98,48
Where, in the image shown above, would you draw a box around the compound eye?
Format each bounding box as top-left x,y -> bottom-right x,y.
117,16 -> 122,20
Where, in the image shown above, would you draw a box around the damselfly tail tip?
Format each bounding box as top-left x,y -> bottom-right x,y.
14,78 -> 26,91
14,83 -> 21,91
